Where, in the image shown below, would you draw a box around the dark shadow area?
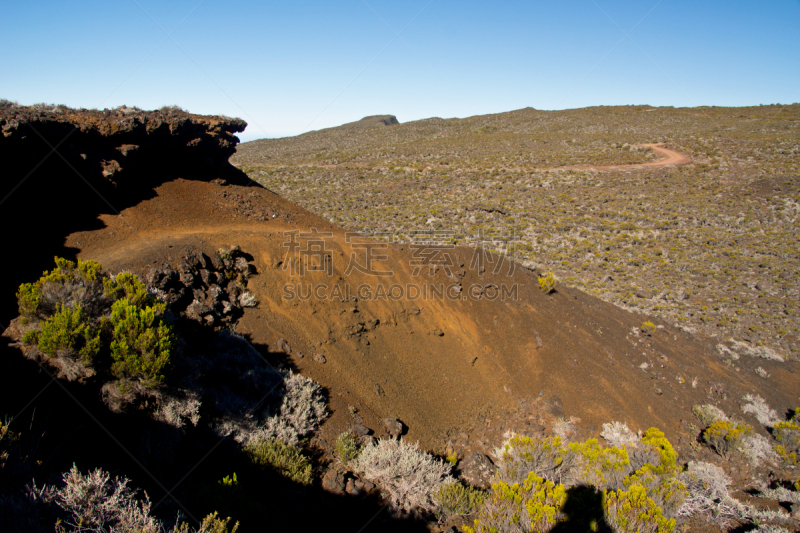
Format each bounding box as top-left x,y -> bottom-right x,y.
549,485 -> 611,533
0,110 -> 255,327
0,325 -> 430,532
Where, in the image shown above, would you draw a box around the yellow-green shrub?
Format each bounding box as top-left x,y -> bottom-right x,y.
702,421 -> 752,459
435,481 -> 485,517
465,472 -> 567,533
36,303 -> 101,364
538,272 -> 556,294
244,438 -> 313,485
16,257 -> 104,318
604,484 -> 675,533
335,431 -> 361,466
109,298 -> 174,388
773,409 -> 800,465
641,321 -> 657,335
102,272 -> 155,308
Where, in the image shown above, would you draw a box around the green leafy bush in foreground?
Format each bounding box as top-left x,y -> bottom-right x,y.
110,298 -> 174,389
17,257 -> 174,391
244,438 -> 313,486
34,303 -> 101,364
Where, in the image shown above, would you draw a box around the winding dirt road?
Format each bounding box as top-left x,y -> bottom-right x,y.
559,143 -> 691,171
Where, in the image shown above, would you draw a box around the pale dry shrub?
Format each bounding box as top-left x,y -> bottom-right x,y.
678,461 -> 791,526
740,434 -> 780,467
352,438 -> 453,515
741,394 -> 780,428
155,390 -> 201,428
552,417 -> 575,439
214,368 -> 327,445
692,404 -> 729,427
493,432 -> 566,485
730,340 -> 785,362
29,464 -> 161,532
601,421 -> 640,448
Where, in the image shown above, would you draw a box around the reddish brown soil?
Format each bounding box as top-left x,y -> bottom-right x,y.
68,178 -> 796,458
562,143 -> 692,171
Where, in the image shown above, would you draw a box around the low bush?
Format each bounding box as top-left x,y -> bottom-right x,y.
244,438 -> 313,486
641,321 -> 657,335
464,471 -> 566,532
702,421 -> 752,459
691,404 -> 729,427
352,438 -> 453,515
110,298 -> 174,389
604,484 -> 676,533
601,421 -> 640,448
29,464 -> 162,533
538,272 -> 556,294
773,408 -> 800,465
741,394 -> 780,427
174,512 -> 239,533
36,303 -> 101,364
335,431 -> 361,466
435,481 -> 485,517
17,257 -> 107,320
482,427 -> 686,531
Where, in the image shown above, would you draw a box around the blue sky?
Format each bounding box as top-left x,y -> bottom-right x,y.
2,1 -> 798,141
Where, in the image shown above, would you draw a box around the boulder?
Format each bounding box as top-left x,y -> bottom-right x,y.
456,452 -> 496,489
383,417 -> 404,438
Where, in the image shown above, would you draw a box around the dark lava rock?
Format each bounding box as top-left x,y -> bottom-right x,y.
456,452 -> 496,490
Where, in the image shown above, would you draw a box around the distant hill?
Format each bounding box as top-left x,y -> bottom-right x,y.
338,114 -> 399,128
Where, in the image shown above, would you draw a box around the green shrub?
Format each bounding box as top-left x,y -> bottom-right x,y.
244,438 -> 313,485
16,257 -> 104,319
465,471 -> 566,533
604,484 -> 676,533
16,282 -> 41,319
109,298 -> 174,388
538,272 -> 556,294
702,420 -> 752,459
335,431 -> 361,466
102,272 -> 154,308
37,303 -> 101,364
436,482 -> 485,517
174,512 -> 240,533
691,404 -> 728,427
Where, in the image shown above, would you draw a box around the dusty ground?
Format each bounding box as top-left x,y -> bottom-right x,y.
67,177 -> 798,461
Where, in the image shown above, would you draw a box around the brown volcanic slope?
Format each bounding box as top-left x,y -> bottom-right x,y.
68,177 -> 798,456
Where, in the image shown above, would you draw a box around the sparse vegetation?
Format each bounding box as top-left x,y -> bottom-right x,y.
234,104 -> 800,358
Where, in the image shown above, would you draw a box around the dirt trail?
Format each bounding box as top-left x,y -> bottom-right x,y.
564,143 -> 692,171
234,143 -> 691,173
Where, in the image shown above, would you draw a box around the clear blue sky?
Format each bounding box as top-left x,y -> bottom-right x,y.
2,1 -> 798,141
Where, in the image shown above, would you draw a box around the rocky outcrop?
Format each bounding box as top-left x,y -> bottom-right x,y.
0,102 -> 255,324
0,102 -> 249,187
